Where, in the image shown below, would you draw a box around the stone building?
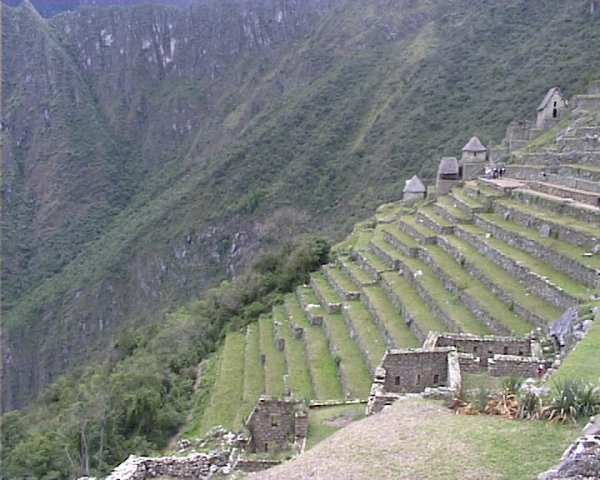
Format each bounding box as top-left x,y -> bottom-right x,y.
436,156 -> 460,195
424,332 -> 533,369
460,136 -> 487,180
366,347 -> 461,415
403,175 -> 426,201
536,87 -> 566,128
246,396 -> 307,453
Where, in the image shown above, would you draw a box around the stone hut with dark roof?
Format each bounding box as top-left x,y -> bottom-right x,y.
436,156 -> 460,195
536,87 -> 566,128
460,136 -> 487,180
403,175 -> 426,201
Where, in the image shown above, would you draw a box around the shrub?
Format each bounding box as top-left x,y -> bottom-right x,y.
542,379 -> 600,423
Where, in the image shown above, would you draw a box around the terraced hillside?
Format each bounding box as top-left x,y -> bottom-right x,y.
190,108 -> 600,440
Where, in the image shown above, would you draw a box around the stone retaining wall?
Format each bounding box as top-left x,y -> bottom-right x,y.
512,189 -> 600,226
377,276 -> 427,343
323,266 -> 360,301
417,248 -> 511,335
488,354 -> 539,377
493,203 -> 600,251
394,257 -> 462,334
474,215 -> 600,289
528,181 -> 599,205
295,287 -> 323,326
369,241 -> 400,270
383,230 -> 420,258
309,276 -> 342,314
398,219 -> 437,244
105,452 -> 230,480
416,210 -> 455,234
435,235 -> 550,328
340,257 -> 377,287
454,225 -> 578,310
340,305 -> 377,374
359,283 -> 399,345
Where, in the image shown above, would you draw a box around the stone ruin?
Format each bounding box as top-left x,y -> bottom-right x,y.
366,346 -> 461,415
402,174 -> 427,201
536,86 -> 567,128
246,395 -> 308,453
366,331 -> 542,416
460,136 -> 488,180
435,156 -> 460,195
424,331 -> 540,377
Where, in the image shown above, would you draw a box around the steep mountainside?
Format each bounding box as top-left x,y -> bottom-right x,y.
3,0 -> 600,412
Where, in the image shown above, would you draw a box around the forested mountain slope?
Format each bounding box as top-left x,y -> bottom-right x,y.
2,0 -> 600,412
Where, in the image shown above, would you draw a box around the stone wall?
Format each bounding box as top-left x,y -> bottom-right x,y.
487,354 -> 539,377
436,235 -> 549,328
416,248 -> 511,336
473,215 -> 600,290
323,266 -> 360,300
572,94 -> 600,114
381,347 -> 454,394
454,225 -> 579,310
511,189 -> 600,226
428,332 -> 532,368
492,202 -> 600,251
310,276 -> 342,314
377,275 -> 427,343
105,452 -> 230,480
247,396 -> 301,453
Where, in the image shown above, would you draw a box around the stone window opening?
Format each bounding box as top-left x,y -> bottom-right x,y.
553,101 -> 558,118
488,349 -> 494,356
433,374 -> 439,385
503,346 -> 509,355
271,415 -> 279,427
518,349 -> 524,356
394,376 -> 401,386
473,346 -> 478,354
264,443 -> 268,452
416,374 -> 421,385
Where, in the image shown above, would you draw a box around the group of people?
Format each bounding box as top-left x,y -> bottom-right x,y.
485,166 -> 506,179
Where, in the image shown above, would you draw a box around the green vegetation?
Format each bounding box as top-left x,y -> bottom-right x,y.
284,295 -> 344,400
552,313 -> 600,385
272,305 -> 315,400
2,236 -> 330,479
305,404 -> 365,450
199,332 -> 245,432
259,315 -> 287,396
362,281 -> 422,347
236,324 -> 266,426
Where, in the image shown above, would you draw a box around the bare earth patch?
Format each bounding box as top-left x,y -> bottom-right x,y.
250,399 -> 495,480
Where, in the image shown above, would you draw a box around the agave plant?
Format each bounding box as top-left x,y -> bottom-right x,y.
542,379 -> 600,423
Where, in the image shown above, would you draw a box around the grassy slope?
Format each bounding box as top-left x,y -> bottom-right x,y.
253,399 -> 580,480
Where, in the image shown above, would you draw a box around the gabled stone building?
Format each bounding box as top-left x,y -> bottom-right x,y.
536,87 -> 567,128
460,136 -> 487,180
403,175 -> 426,201
436,156 -> 460,195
